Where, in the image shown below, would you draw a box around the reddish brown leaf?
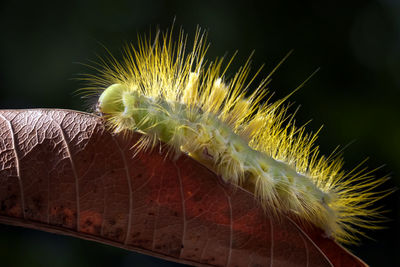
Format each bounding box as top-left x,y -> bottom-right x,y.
0,109 -> 367,266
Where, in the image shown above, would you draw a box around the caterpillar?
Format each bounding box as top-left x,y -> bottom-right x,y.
82,28 -> 389,244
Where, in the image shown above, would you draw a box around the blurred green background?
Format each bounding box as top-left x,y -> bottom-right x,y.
0,0 -> 399,266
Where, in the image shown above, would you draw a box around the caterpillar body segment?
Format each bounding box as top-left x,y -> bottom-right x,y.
86,29 -> 388,244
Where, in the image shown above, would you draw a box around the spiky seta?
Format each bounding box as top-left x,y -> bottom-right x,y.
82,29 -> 389,244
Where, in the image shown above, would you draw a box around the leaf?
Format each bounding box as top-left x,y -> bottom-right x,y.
0,109 -> 367,267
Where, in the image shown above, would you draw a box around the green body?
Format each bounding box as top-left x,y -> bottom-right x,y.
99,84 -> 336,232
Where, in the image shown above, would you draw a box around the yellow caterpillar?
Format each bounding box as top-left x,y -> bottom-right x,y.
83,28 -> 389,244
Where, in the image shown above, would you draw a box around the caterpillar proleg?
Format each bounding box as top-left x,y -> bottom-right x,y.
83,28 -> 389,244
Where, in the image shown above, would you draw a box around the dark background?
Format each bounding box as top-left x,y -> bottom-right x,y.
0,0 -> 399,266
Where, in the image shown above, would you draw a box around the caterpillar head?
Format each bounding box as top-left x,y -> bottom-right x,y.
97,83 -> 139,132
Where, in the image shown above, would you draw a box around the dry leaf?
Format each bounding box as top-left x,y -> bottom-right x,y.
0,109 -> 367,266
